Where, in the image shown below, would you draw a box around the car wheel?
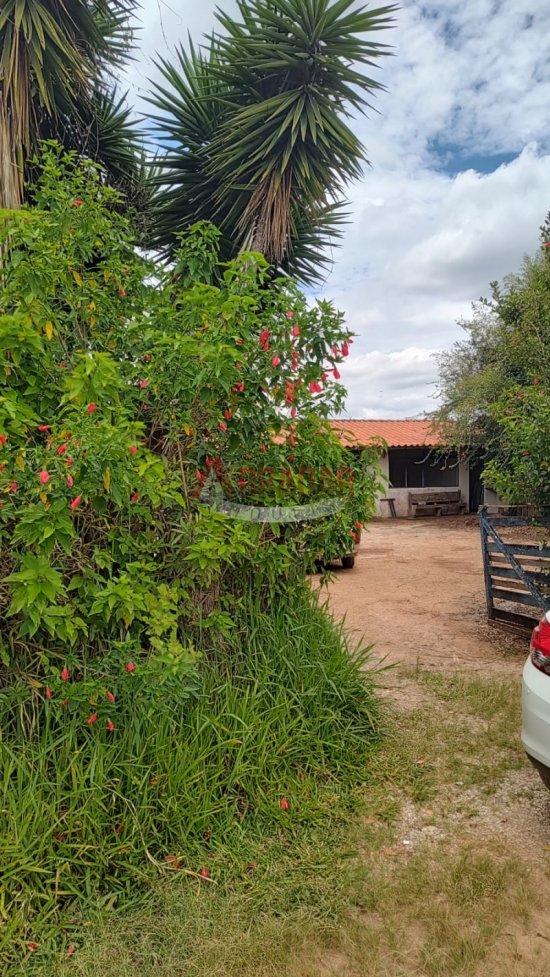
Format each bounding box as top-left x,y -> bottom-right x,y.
529,756 -> 550,790
341,555 -> 355,570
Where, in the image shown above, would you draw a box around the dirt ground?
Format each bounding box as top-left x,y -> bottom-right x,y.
323,516 -> 527,674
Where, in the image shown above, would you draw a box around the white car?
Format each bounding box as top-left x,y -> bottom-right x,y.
522,610 -> 550,789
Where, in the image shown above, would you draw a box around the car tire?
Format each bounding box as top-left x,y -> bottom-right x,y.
341,555 -> 355,570
528,755 -> 550,790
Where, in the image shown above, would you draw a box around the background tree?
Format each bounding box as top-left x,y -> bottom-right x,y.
434,229 -> 550,506
149,0 -> 397,283
0,0 -> 141,208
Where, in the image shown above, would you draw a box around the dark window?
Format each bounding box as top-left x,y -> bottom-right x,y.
389,449 -> 459,489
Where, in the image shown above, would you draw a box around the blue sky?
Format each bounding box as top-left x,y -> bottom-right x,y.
122,0 -> 550,418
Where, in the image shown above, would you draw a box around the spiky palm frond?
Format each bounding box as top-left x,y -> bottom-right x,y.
148,0 -> 397,282
0,0 -> 138,207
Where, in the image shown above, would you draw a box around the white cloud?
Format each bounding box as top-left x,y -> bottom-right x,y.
121,0 -> 550,418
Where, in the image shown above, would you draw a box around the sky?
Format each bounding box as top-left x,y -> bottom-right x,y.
121,0 -> 550,419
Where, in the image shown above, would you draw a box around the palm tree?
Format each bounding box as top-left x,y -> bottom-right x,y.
149,0 -> 397,283
0,0 -> 140,208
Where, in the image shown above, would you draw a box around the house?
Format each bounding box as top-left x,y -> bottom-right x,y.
328,419 -> 485,518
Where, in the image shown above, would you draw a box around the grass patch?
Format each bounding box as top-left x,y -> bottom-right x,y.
0,584 -> 381,970
26,669 -> 542,977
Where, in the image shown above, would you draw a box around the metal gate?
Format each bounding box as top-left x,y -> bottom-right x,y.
480,506 -> 550,634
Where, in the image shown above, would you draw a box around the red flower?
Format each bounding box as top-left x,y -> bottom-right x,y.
106,691 -> 115,703
199,867 -> 210,879
0,435 -> 6,447
87,403 -> 97,414
107,719 -> 115,732
333,367 -> 341,380
129,445 -> 138,455
235,338 -> 243,346
224,409 -> 232,421
290,406 -> 297,418
39,470 -> 50,485
66,475 -> 74,488
61,698 -> 69,707
9,481 -> 17,493
279,797 -> 289,811
61,666 -> 70,682
233,382 -> 245,393
125,662 -> 136,672
27,942 -> 40,951
286,311 -> 294,319
66,944 -> 76,958
341,343 -> 349,357
57,444 -> 67,455
86,713 -> 98,726
138,378 -> 149,389
308,381 -> 321,394
271,354 -> 281,367
71,199 -> 83,207
355,520 -> 362,530
259,328 -> 270,346
38,425 -> 50,432
291,325 -> 300,337
219,421 -> 227,432
130,492 -> 140,503
45,687 -> 52,699
289,434 -> 296,447
66,456 -> 73,466
70,495 -> 82,510
118,288 -> 126,298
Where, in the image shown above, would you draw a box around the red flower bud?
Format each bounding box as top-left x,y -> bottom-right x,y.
86,713 -> 98,726
199,867 -> 210,879
38,425 -> 50,432
355,521 -> 362,530
9,481 -> 17,493
70,495 -> 82,510
61,666 -> 70,682
341,343 -> 349,357
106,691 -> 115,703
138,379 -> 149,389
66,455 -> 73,466
125,662 -> 136,672
87,403 -> 97,414
286,311 -> 294,319
144,354 -> 152,362
333,367 -> 341,380
107,719 -> 115,732
224,409 -> 232,421
259,329 -> 270,346
118,288 -> 126,298
66,475 -> 74,488
271,355 -> 281,367
261,444 -> 267,453
57,444 -> 67,455
279,797 -> 289,811
196,470 -> 204,481
130,492 -> 140,503
66,944 -> 75,958
291,325 -> 300,337
522,450 -> 530,456
129,445 -> 138,455
71,199 -> 83,207
290,406 -> 297,418
27,942 -> 40,951
219,421 -> 227,432
45,687 -> 52,699
39,470 -> 50,485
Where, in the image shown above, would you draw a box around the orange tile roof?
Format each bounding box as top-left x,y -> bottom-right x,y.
329,419 -> 443,449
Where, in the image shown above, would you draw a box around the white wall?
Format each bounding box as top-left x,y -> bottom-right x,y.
374,455 -> 471,518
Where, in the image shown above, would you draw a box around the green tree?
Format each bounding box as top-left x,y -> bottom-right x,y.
0,0 -> 140,208
149,0 -> 397,283
434,230 -> 550,506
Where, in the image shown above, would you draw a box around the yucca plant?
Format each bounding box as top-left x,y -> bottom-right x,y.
0,0 -> 140,207
149,0 -> 397,283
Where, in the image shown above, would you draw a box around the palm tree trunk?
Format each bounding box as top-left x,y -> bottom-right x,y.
0,100 -> 24,209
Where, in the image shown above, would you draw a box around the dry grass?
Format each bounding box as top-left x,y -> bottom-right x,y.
28,668 -> 550,977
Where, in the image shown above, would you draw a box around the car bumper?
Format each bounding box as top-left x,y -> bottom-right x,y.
522,656 -> 550,768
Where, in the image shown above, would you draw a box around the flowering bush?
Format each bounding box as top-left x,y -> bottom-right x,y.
0,146 -> 381,727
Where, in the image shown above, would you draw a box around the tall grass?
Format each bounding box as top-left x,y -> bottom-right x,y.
0,581 -> 381,969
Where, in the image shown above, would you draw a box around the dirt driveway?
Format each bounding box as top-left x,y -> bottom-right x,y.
323,517 -> 524,673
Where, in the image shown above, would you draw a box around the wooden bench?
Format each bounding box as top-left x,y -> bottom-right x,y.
409,489 -> 466,518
